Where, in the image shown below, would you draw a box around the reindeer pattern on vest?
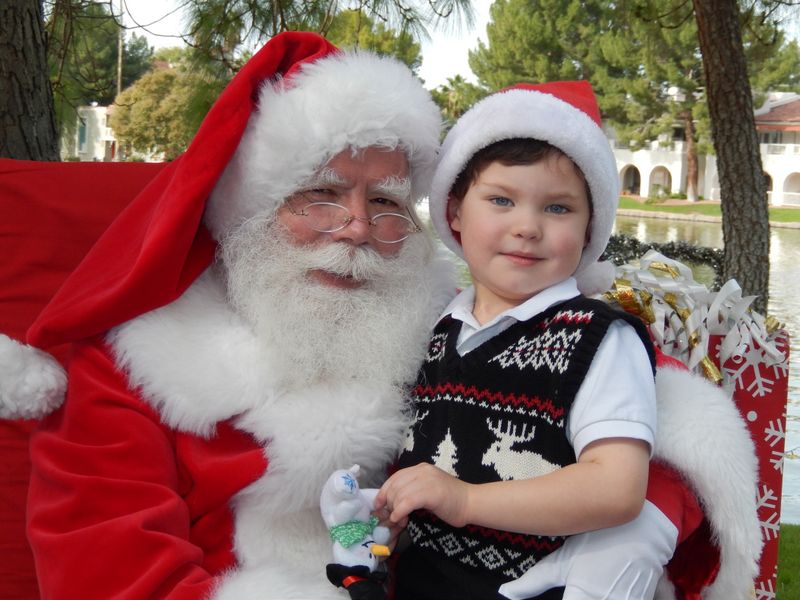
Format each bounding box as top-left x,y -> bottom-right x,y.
397,296 -> 654,579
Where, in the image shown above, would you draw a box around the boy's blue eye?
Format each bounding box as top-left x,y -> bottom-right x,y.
546,204 -> 569,214
490,196 -> 513,207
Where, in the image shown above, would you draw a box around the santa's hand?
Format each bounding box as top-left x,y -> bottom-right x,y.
498,501 -> 678,600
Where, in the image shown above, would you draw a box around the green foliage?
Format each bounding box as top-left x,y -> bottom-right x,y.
430,75 -> 489,128
603,233 -> 723,288
182,0 -> 473,68
110,47 -> 225,161
108,7 -> 428,161
47,1 -> 152,136
468,0 -> 598,91
325,10 -> 423,72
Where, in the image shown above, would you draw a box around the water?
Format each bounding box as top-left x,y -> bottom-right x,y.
613,215 -> 800,524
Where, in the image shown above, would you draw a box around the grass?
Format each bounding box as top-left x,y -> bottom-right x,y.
617,196 -> 800,223
779,523 -> 799,599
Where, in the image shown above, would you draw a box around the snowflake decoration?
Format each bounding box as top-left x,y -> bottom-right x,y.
720,343 -> 787,398
756,485 -> 780,543
755,577 -> 776,600
764,420 -> 785,447
757,484 -> 777,511
759,510 -> 780,542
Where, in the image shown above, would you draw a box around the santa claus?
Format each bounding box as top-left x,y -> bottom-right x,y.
5,32 -> 454,599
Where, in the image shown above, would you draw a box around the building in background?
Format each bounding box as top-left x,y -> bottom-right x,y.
60,103 -> 118,162
613,92 -> 800,206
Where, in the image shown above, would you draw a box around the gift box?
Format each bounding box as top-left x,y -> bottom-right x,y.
710,329 -> 789,599
605,250 -> 790,599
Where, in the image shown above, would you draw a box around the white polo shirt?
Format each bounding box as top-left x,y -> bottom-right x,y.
440,278 -> 657,458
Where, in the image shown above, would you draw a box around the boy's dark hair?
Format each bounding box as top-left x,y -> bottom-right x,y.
449,138 -> 592,211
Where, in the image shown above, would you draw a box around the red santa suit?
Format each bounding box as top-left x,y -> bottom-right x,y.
5,32 -> 455,599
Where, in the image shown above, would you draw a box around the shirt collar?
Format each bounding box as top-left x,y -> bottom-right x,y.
440,278 -> 581,328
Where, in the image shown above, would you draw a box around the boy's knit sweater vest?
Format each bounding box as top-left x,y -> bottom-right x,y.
397,296 -> 656,580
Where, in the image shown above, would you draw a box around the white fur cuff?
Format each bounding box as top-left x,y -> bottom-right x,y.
0,334 -> 66,420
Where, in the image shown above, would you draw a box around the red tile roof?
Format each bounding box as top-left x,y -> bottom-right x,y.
755,98 -> 800,125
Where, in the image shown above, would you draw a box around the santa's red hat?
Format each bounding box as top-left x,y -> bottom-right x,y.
429,80 -> 620,294
26,31 -> 441,351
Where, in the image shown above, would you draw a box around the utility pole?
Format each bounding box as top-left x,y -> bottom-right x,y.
116,0 -> 123,99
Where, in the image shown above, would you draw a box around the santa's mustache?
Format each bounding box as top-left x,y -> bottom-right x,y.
296,242 -> 390,282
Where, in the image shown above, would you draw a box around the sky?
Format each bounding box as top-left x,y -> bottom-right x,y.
121,0 -> 492,89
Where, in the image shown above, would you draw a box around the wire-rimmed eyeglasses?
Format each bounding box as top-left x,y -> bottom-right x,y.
286,193 -> 421,244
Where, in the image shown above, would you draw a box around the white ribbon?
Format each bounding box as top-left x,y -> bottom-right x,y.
608,249 -> 786,388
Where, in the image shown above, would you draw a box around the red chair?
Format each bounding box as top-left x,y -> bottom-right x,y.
0,159 -> 167,599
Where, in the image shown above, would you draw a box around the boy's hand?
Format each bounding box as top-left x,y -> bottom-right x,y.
374,463 -> 471,529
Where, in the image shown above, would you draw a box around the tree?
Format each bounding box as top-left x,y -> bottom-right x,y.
47,1 -> 153,136
692,0 -> 771,313
5,1 -> 472,163
111,12 -> 429,160
0,0 -> 59,160
325,10 -> 423,72
430,75 -> 488,126
110,49 -> 221,160
468,0 -> 596,89
181,0 -> 473,72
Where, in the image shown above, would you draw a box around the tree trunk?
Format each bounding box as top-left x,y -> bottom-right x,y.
692,0 -> 769,314
0,0 -> 59,160
683,112 -> 699,202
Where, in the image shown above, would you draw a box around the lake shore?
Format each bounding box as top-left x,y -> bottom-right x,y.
617,198 -> 800,229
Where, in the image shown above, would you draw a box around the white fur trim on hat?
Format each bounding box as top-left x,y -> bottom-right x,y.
0,334 -> 66,419
206,49 -> 442,240
429,82 -> 620,279
575,259 -> 616,296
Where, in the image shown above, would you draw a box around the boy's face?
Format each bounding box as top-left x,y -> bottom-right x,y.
450,155 -> 591,323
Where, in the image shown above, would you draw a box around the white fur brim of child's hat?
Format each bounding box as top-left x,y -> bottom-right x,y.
428,82 -> 620,293
205,49 -> 442,240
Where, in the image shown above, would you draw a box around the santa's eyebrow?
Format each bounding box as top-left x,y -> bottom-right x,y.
300,171 -> 411,204
303,168 -> 348,188
371,176 -> 411,203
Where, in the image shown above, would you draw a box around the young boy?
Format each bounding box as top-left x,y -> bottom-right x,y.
375,81 -> 667,599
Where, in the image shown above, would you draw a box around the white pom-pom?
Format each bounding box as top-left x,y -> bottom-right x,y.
575,260 -> 616,296
0,334 -> 66,419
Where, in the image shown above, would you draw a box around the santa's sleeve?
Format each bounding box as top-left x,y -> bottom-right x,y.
26,339 -> 235,600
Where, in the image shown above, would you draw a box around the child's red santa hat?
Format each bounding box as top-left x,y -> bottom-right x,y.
429,80 -> 619,295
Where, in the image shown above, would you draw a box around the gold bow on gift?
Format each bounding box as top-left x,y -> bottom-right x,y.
603,250 -> 785,386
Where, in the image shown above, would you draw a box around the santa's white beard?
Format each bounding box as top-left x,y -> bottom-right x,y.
220,216 -> 438,392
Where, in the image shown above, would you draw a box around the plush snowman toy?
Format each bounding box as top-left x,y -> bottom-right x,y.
320,465 -> 391,599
